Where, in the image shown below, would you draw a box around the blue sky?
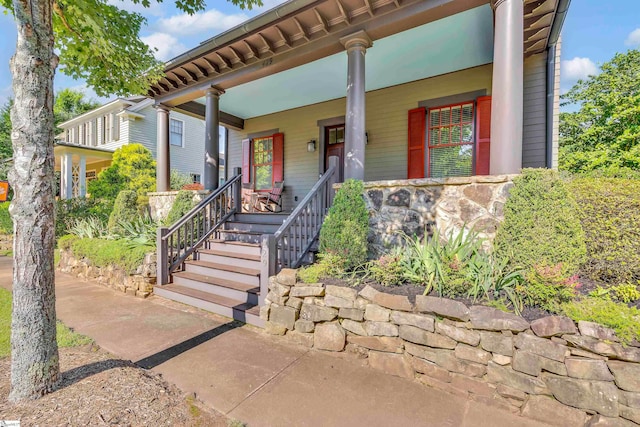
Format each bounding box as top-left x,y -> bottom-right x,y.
0,0 -> 639,108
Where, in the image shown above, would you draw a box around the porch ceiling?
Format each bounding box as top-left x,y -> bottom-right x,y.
53,143 -> 114,169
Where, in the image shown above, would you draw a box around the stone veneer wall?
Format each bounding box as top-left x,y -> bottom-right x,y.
58,250 -> 156,298
262,269 -> 640,427
147,190 -> 209,221
357,175 -> 516,258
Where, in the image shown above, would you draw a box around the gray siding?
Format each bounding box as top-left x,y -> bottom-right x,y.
522,52 -> 548,168
552,37 -> 561,169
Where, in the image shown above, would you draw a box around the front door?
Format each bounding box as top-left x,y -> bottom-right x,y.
325,124 -> 345,182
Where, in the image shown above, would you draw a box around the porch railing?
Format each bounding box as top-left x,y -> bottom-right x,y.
156,167 -> 242,285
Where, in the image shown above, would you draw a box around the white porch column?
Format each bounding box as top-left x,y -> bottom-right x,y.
341,31 -> 372,181
490,0 -> 524,174
204,87 -> 224,191
61,153 -> 73,200
79,155 -> 87,197
156,104 -> 171,192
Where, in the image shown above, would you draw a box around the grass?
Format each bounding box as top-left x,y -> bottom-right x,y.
0,287 -> 93,357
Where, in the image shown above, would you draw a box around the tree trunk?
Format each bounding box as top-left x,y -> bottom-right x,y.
8,0 -> 60,401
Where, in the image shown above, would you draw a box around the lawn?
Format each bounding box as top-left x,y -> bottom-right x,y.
0,287 -> 92,357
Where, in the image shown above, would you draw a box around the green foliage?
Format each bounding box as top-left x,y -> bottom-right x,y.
170,169 -> 193,191
58,234 -> 79,251
364,251 -> 405,287
108,190 -> 139,234
298,253 -> 346,283
494,169 -> 587,276
88,143 -> 156,201
55,197 -> 111,239
53,88 -> 100,131
0,202 -> 11,234
519,264 -> 579,313
563,298 -> 640,345
165,190 -> 196,225
112,216 -> 157,250
69,237 -> 150,273
467,252 -> 525,314
589,283 -> 640,304
568,177 -> 640,283
0,99 -> 12,161
319,179 -> 369,270
66,216 -> 108,239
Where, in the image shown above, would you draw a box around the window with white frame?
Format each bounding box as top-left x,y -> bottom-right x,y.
427,102 -> 474,178
191,173 -> 201,184
170,118 -> 184,147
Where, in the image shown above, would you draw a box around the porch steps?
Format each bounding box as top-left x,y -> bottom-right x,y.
217,212 -> 288,244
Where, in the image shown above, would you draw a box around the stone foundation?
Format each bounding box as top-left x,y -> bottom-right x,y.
58,250 -> 156,298
263,269 -> 640,427
147,190 -> 209,221
0,233 -> 12,253
354,175 -> 515,258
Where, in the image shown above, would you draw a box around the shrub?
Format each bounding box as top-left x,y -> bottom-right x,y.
467,252 -> 525,314
170,169 -> 193,190
69,237 -> 150,273
112,216 -> 157,249
494,169 -> 586,277
0,201 -> 11,234
57,234 -> 79,251
365,251 -> 405,287
164,190 -> 196,225
519,264 -> 579,313
319,179 -> 369,270
562,298 -> 640,345
108,190 -> 139,234
66,216 -> 108,239
298,253 -> 346,283
55,198 -> 111,239
567,177 -> 640,283
588,283 -> 640,304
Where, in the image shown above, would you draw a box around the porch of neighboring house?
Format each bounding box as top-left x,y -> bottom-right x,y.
149,0 -> 565,327
54,143 -> 114,199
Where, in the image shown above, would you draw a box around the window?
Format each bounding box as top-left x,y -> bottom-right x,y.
428,102 -> 474,178
253,136 -> 273,190
327,125 -> 345,145
170,118 -> 184,147
102,115 -> 110,143
191,174 -> 201,184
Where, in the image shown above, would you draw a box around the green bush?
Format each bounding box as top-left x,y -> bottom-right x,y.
55,198 -> 112,239
519,264 -> 579,313
298,253 -> 346,283
365,251 -> 405,287
567,177 -> 640,283
0,201 -> 11,234
164,190 -> 196,225
170,169 -> 193,190
562,298 -> 640,345
319,179 -> 369,271
58,234 -> 79,250
108,190 -> 139,234
494,169 -> 586,277
69,237 -> 150,273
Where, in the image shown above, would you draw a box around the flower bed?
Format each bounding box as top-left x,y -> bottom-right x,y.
263,269 -> 640,426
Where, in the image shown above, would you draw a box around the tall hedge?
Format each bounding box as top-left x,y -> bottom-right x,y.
0,202 -> 11,234
319,179 -> 369,270
108,190 -> 139,234
164,190 -> 196,225
494,169 -> 586,276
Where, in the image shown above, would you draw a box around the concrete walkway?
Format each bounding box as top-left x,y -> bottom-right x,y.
0,257 -> 547,426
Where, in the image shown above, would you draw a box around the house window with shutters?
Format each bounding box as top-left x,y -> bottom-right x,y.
253,136 -> 273,190
242,133 -> 284,192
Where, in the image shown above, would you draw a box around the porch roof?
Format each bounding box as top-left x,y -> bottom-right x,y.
53,142 -> 114,169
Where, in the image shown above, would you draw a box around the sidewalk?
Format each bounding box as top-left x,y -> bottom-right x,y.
0,257 -> 546,427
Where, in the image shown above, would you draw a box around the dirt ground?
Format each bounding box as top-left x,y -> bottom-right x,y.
0,346 -> 232,427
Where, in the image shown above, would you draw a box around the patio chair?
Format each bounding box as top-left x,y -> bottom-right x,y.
255,181 -> 284,212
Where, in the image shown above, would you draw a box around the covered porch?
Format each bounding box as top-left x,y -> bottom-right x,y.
54,143 -> 113,199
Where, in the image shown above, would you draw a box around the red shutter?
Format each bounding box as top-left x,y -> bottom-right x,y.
475,96 -> 492,175
242,138 -> 251,184
407,107 -> 426,178
272,132 -> 284,185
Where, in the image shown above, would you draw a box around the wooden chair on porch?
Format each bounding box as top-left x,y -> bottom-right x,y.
255,181 -> 284,212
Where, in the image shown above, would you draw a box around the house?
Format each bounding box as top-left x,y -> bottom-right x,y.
148,0 -> 569,326
55,96 -> 210,199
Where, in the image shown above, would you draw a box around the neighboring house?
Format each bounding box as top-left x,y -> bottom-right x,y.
55,96 -> 207,199
148,0 -> 570,326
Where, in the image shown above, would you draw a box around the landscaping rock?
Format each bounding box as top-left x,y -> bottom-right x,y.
290,286 -> 325,297
324,294 -> 354,309
270,281 -> 290,297
265,322 -> 287,335
570,348 -> 608,360
405,343 -> 486,377
514,332 -> 568,362
299,304 -> 337,322
579,321 -> 619,342
620,405 -> 640,424
399,325 -> 456,349
325,285 -> 358,301
347,336 -> 403,353
294,319 -> 315,333
339,307 -> 364,321
390,311 -> 435,332
587,415 -> 638,427
512,350 -> 567,377
470,306 -> 529,332
314,323 -> 346,351
520,395 -> 589,427
259,304 -> 270,321
565,358 -> 614,382
269,305 -> 297,330
496,384 -> 526,401
265,291 -> 287,305
531,316 -> 578,337
276,268 -> 297,286
543,374 -> 619,417
368,351 -> 414,379
450,373 -> 495,397
341,319 -> 367,336
354,297 -> 368,310
435,322 -> 480,346
415,296 -> 470,321
411,357 -> 451,383
372,292 -> 412,311
480,331 -> 513,356
364,304 -> 390,322
608,361 -> 640,392
563,335 -> 640,363
295,281 -> 323,287
286,330 -> 314,348
285,296 -> 303,310
454,343 -> 492,365
364,321 -> 399,337
486,362 -> 549,395
620,391 -> 640,409
359,285 -> 379,301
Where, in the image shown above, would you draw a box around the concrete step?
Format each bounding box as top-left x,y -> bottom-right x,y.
206,240 -> 261,257
173,270 -> 259,305
154,284 -> 263,327
198,248 -> 262,269
183,260 -> 260,287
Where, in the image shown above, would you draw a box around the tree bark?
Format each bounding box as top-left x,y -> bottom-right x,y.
8,0 -> 60,401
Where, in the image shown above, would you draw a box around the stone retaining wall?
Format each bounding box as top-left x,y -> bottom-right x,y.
355,175 -> 516,258
58,250 -> 156,298
262,269 -> 640,427
147,190 -> 209,221
0,233 -> 12,253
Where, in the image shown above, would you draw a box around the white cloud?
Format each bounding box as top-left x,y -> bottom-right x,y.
141,32 -> 187,61
625,28 -> 640,47
561,57 -> 598,82
155,9 -> 249,37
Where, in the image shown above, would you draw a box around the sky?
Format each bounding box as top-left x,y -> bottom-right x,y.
0,0 -> 639,109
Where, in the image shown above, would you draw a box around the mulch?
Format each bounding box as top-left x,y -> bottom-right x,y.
0,346 -> 228,427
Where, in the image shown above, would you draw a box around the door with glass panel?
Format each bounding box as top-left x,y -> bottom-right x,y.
325,124 -> 345,182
